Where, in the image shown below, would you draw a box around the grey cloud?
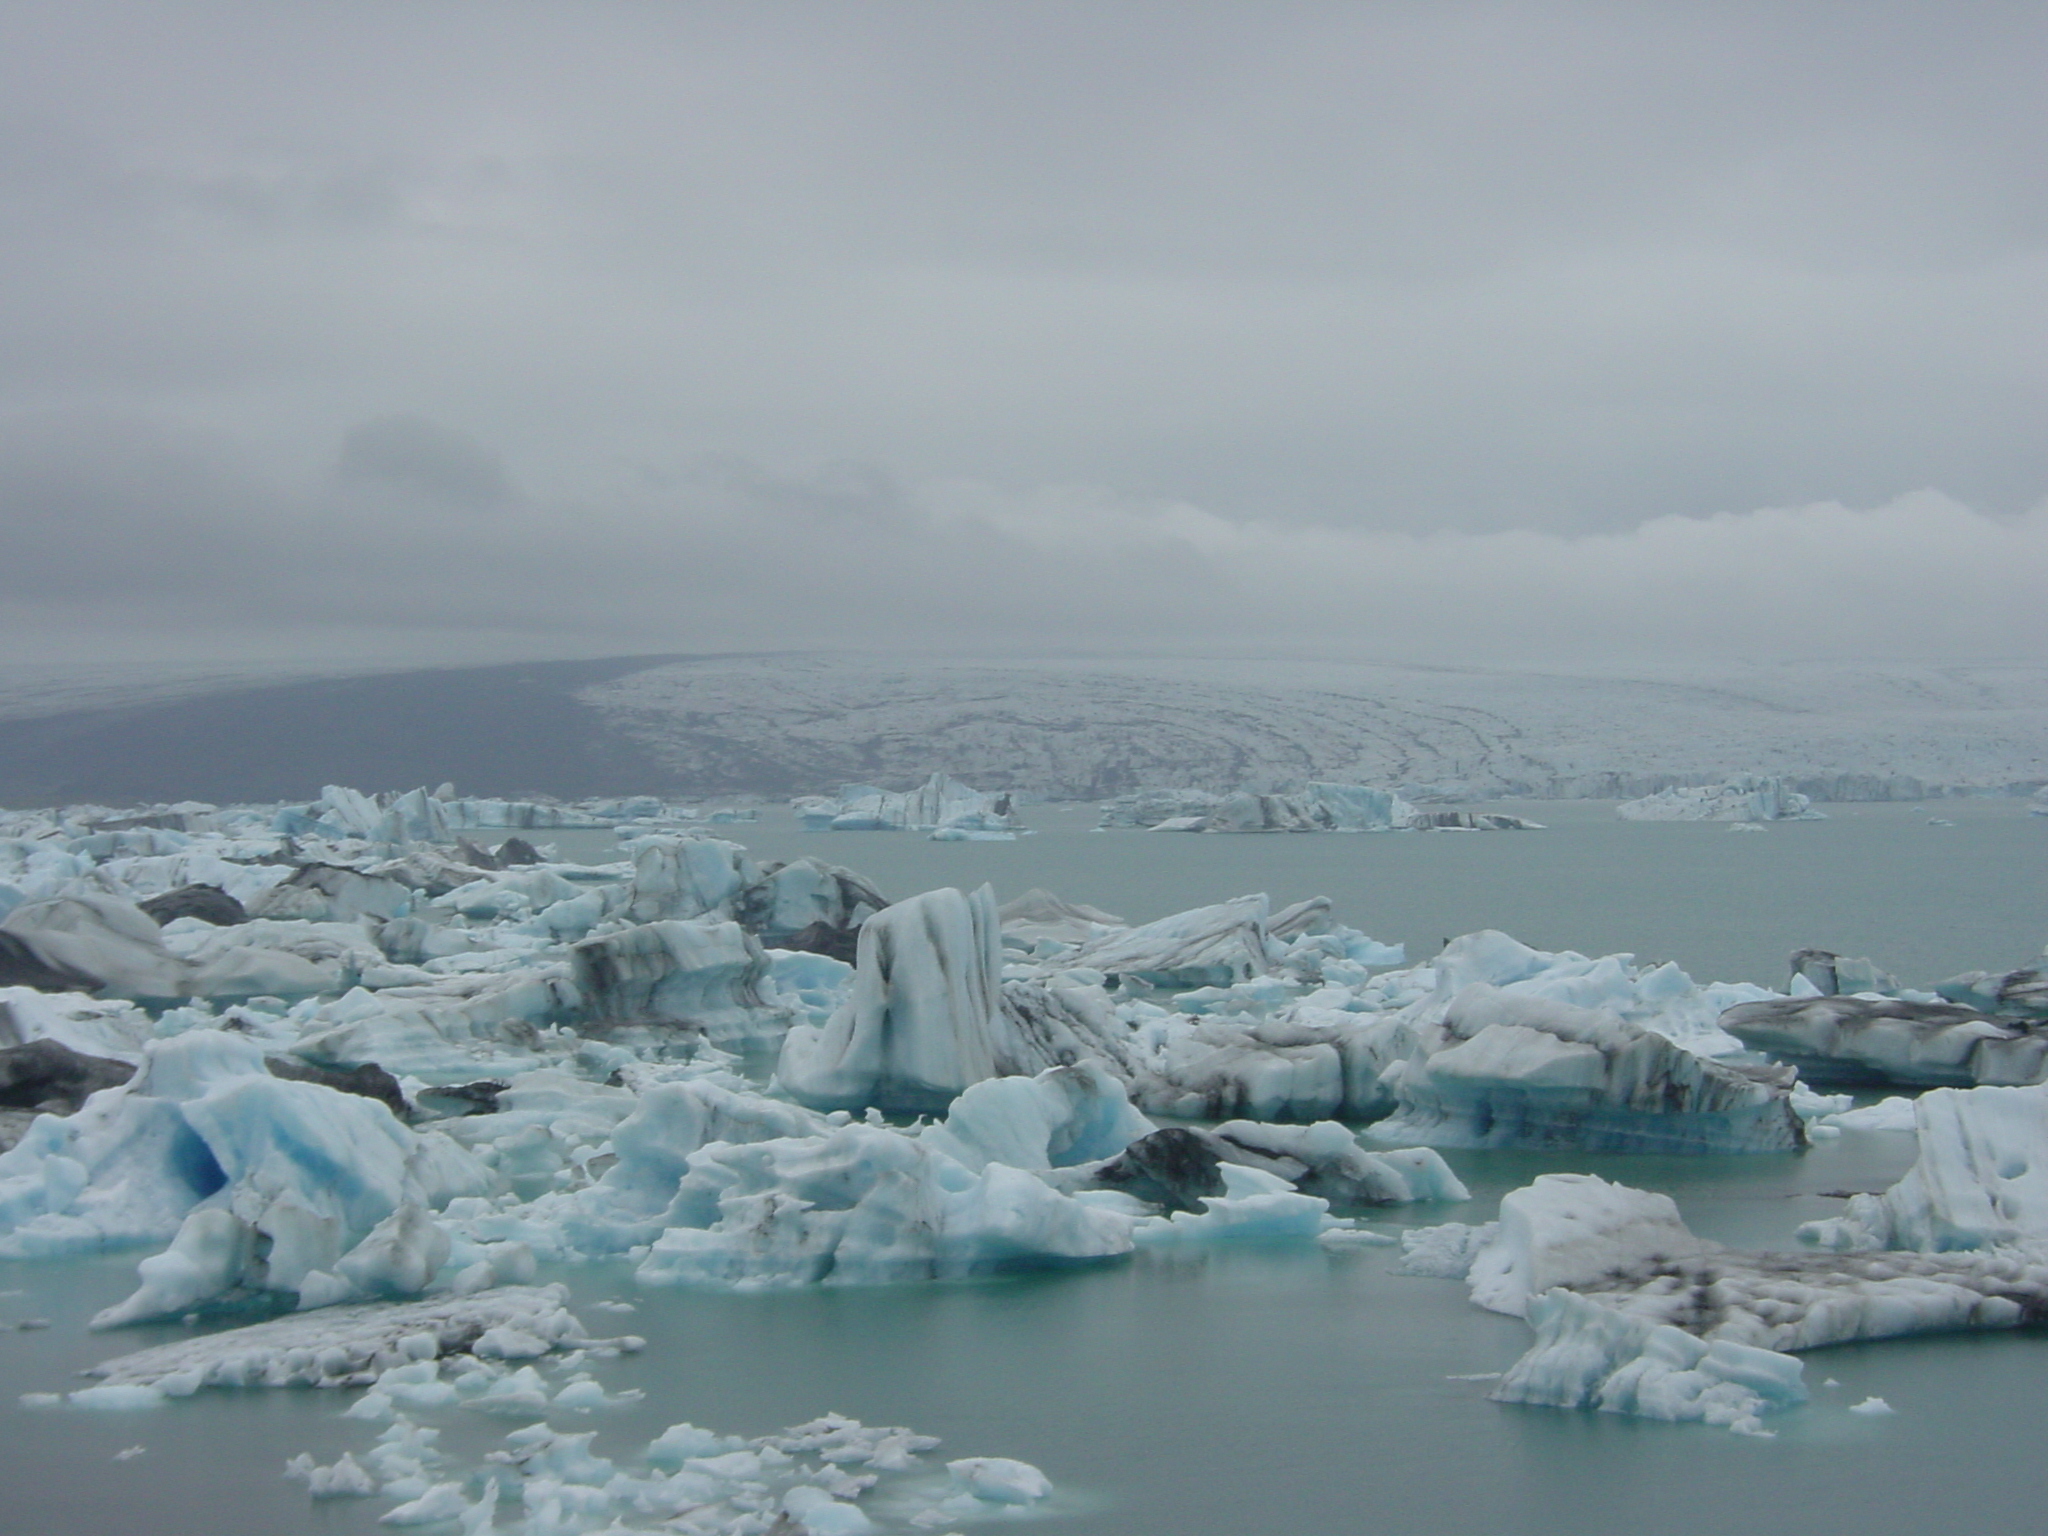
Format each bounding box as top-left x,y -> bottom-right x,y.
336,415 -> 514,510
0,2 -> 2043,666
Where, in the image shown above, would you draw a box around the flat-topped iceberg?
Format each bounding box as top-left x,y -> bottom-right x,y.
1617,776 -> 1825,822
1721,994 -> 2048,1087
1101,782 -> 1422,833
795,773 -> 1021,835
84,1284 -> 598,1392
1365,981 -> 1806,1154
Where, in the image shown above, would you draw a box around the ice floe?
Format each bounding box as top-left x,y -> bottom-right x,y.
83,1284 -> 605,1394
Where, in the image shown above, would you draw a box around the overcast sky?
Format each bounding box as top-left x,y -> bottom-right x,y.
3,1 -> 2046,668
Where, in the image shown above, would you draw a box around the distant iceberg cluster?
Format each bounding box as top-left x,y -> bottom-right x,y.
1097,781 -> 1543,833
792,772 -> 1023,838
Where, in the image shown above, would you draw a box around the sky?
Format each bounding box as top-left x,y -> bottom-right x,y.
2,0 -> 2046,669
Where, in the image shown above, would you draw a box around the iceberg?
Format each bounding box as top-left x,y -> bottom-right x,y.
920,1063 -> 1156,1174
1102,782 -> 1420,834
1460,1174 -> 1711,1318
1062,894 -> 1281,990
1087,1121 -> 1467,1212
0,1031 -> 493,1323
776,885 -> 1007,1112
733,857 -> 888,946
0,986 -> 155,1059
1493,1287 -> 1806,1436
635,1123 -> 1135,1287
278,1401 -> 1041,1535
1435,1172 -> 2048,1350
247,864 -> 413,924
622,835 -> 756,924
1096,788 -> 1225,829
1414,1171 -> 2048,1432
996,888 -> 1125,948
1720,995 -> 2048,1088
1799,1081 -> 2048,1251
1406,810 -> 1545,830
1616,776 -> 1825,822
569,918 -> 785,1047
798,773 -> 1022,834
1367,981 -> 1805,1154
0,893 -> 194,999
0,1037 -> 136,1113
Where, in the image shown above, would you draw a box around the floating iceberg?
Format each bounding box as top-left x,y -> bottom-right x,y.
1367,980 -> 1805,1154
281,1401 -> 1043,1535
1799,1081 -> 2048,1251
1616,776 -> 1825,822
1493,1287 -> 1806,1436
1720,994 -> 2048,1088
776,885 -> 1009,1112
635,1122 -> 1136,1287
0,1030 -> 494,1324
1101,782 -> 1420,834
1096,788 -> 1225,829
1418,1171 -> 2048,1432
797,773 -> 1021,834
570,918 -> 784,1047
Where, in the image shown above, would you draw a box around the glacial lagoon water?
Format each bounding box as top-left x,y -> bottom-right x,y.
6,799 -> 2048,1534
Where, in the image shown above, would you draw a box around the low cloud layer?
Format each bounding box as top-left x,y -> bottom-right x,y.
1,410 -> 2039,669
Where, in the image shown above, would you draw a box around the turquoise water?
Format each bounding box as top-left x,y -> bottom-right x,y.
680,797 -> 2048,989
7,801 -> 2048,1533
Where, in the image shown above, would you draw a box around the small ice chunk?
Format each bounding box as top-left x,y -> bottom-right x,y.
461,1365 -> 551,1417
284,1450 -> 378,1497
946,1456 -> 1053,1504
1849,1396 -> 1895,1416
473,1324 -> 550,1359
646,1421 -> 746,1467
782,1483 -> 876,1535
378,1481 -> 470,1525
